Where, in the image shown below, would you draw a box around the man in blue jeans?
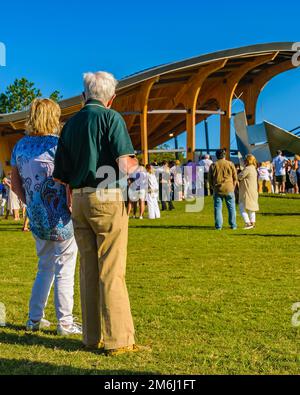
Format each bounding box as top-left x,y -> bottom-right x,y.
209,149 -> 238,230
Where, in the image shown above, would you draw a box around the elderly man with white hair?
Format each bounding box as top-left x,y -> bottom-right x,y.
53,71 -> 139,356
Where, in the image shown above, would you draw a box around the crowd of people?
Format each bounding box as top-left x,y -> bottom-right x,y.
2,151 -> 299,225
248,151 -> 300,195
1,69 -> 299,357
122,149 -> 300,224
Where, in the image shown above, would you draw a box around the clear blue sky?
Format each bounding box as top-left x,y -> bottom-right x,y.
1,0 -> 300,151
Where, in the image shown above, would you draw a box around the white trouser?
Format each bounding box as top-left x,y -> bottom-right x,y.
147,194 -> 161,219
0,198 -> 6,216
239,202 -> 256,224
29,236 -> 78,325
184,181 -> 192,198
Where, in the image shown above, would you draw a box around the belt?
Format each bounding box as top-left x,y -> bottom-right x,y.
72,188 -> 124,203
72,187 -> 98,195
73,187 -> 121,195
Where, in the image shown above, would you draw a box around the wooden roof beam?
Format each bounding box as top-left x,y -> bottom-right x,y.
123,77 -> 159,132
214,52 -> 280,156
235,59 -> 296,125
148,59 -> 228,137
148,53 -> 280,151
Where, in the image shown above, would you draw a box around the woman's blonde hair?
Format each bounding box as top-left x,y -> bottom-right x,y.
26,98 -> 61,136
245,154 -> 257,167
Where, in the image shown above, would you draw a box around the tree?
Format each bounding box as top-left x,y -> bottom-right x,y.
49,90 -> 63,103
136,143 -> 185,165
0,78 -> 62,114
150,143 -> 185,164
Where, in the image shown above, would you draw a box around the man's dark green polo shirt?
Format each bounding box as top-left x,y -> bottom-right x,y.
53,99 -> 135,189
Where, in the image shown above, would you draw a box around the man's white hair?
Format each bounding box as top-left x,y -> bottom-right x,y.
83,71 -> 118,103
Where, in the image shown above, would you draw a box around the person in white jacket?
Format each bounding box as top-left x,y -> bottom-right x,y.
146,164 -> 160,219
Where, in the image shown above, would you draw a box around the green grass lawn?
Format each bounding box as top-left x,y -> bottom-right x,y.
0,196 -> 299,375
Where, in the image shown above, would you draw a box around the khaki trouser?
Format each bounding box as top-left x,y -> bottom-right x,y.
72,189 -> 135,349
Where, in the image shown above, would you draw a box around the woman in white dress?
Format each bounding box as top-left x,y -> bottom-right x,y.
3,174 -> 20,220
146,164 -> 160,219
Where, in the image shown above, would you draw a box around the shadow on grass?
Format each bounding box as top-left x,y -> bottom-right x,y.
0,221 -> 23,225
233,234 -> 300,238
5,323 -> 56,334
0,358 -> 156,375
0,222 -> 23,231
0,326 -> 154,367
260,213 -> 300,217
0,328 -> 82,352
0,228 -> 24,232
130,225 -> 214,230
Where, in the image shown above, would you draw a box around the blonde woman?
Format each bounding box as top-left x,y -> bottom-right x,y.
238,154 -> 259,230
11,98 -> 81,336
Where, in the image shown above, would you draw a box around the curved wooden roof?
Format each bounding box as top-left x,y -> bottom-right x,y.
0,42 -> 298,151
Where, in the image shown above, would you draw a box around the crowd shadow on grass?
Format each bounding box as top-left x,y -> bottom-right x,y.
260,213 -> 300,217
130,225 -> 214,230
0,358 -> 156,375
0,222 -> 23,232
233,234 -> 300,238
0,221 -> 23,225
0,228 -> 23,232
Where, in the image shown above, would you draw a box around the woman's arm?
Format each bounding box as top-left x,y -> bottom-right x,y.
11,166 -> 26,204
238,166 -> 249,181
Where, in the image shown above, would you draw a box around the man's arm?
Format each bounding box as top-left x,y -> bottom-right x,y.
117,156 -> 139,175
11,166 -> 26,204
108,112 -> 138,175
53,129 -> 71,185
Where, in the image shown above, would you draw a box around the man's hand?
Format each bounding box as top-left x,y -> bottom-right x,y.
117,156 -> 139,175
